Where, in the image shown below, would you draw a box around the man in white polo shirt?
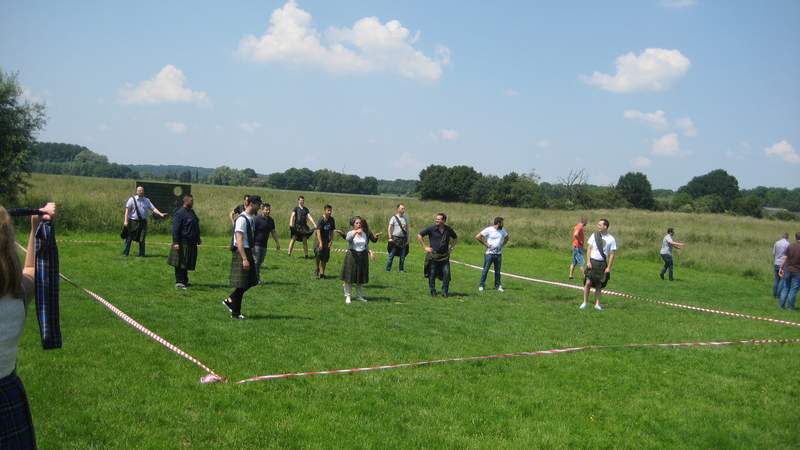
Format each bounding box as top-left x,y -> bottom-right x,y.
475,217 -> 510,292
580,218 -> 617,311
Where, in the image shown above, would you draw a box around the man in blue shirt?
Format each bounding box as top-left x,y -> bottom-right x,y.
168,194 -> 201,289
417,213 -> 458,297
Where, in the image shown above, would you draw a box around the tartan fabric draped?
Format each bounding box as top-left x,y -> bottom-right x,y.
34,221 -> 62,350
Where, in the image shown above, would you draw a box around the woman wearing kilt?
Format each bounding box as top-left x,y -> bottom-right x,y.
168,194 -> 201,289
0,204 -> 56,448
222,195 -> 262,320
341,216 -> 373,304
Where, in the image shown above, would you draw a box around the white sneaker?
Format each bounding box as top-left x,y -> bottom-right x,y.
478,286 -> 485,292
357,296 -> 368,302
345,296 -> 351,304
579,303 -> 588,310
497,286 -> 504,292
594,304 -> 603,311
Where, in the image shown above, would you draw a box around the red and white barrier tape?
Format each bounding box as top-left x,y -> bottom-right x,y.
237,338 -> 800,383
16,242 -> 226,384
449,259 -> 800,328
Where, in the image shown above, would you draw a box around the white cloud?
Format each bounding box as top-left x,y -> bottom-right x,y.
237,1 -> 448,81
673,117 -> 697,137
239,121 -> 262,133
431,128 -> 459,141
393,151 -> 425,172
623,109 -> 669,129
120,65 -> 209,105
582,48 -> 690,93
537,139 -> 551,149
165,121 -> 188,134
625,109 -> 698,137
764,140 -> 800,164
660,0 -> 696,8
651,133 -> 684,157
504,88 -> 519,97
632,156 -> 652,168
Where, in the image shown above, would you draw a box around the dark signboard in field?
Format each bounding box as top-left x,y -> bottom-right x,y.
135,181 -> 191,216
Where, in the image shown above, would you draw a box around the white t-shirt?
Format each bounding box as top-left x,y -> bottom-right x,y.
480,226 -> 509,255
0,283 -> 31,378
232,213 -> 256,249
125,195 -> 155,220
660,234 -> 674,256
388,214 -> 410,238
346,230 -> 369,252
587,232 -> 617,261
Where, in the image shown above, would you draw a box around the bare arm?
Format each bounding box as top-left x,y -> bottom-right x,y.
124,207 -> 130,226
229,210 -> 237,224
672,241 -> 685,249
289,211 -> 296,228
387,222 -> 394,238
22,216 -> 38,280
417,234 -> 432,253
586,244 -> 594,269
606,251 -> 616,272
270,230 -> 281,251
316,228 -> 323,247
474,233 -> 486,247
236,231 -> 250,269
152,207 -> 166,218
307,213 -> 317,228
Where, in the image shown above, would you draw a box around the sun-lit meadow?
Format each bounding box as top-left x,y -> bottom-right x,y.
10,173 -> 800,449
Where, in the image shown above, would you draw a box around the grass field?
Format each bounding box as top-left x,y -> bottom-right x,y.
11,174 -> 800,449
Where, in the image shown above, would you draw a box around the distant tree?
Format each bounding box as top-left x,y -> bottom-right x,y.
616,172 -> 655,209
732,194 -> 764,218
670,192 -> 693,211
693,194 -> 725,213
241,168 -> 257,178
178,170 -> 192,183
417,165 -> 450,200
0,69 -> 47,203
208,166 -> 239,186
678,169 -> 740,209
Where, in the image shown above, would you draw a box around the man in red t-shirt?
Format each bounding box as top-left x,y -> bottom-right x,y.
569,216 -> 587,280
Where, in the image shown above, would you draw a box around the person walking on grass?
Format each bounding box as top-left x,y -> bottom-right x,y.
777,232 -> 800,310
386,203 -> 410,273
476,217 -> 509,292
773,232 -> 790,298
569,216 -> 587,280
253,203 -> 280,284
659,227 -> 685,281
229,194 -> 250,224
168,194 -> 201,289
580,218 -> 617,311
341,216 -> 373,304
122,186 -> 167,257
418,213 -> 458,298
0,204 -> 56,448
314,204 -> 336,279
287,196 -> 316,258
222,195 -> 262,320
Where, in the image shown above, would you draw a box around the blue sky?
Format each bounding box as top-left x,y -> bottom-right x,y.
2,0 -> 798,189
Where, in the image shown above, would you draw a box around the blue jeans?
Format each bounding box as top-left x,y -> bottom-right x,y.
480,254 -> 502,288
428,261 -> 450,294
253,246 -> 267,282
660,254 -> 674,280
779,270 -> 800,310
774,265 -> 785,298
385,244 -> 406,272
571,247 -> 585,267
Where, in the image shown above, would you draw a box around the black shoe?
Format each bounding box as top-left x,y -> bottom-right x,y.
221,299 -> 233,313
319,273 -> 325,279
231,313 -> 246,320
659,273 -> 665,280
430,290 -> 438,297
442,292 -> 449,298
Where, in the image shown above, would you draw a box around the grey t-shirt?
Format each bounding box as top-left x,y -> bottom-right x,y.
389,214 -> 410,238
660,234 -> 674,256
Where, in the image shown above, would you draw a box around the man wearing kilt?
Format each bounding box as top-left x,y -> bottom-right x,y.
222,195 -> 261,320
122,185 -> 167,257
287,196 -> 317,258
417,213 -> 458,298
580,218 -> 617,311
341,216 -> 373,304
168,194 -> 201,289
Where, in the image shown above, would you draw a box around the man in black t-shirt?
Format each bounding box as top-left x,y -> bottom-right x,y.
288,195 -> 317,257
417,213 -> 458,297
253,203 -> 280,283
314,204 -> 336,278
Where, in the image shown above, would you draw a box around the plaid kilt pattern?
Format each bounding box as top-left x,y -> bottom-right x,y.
0,371 -> 36,449
290,224 -> 314,240
229,249 -> 258,288
341,249 -> 369,284
167,243 -> 198,271
127,219 -> 147,243
585,259 -> 610,288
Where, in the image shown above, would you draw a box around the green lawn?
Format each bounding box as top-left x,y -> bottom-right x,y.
16,233 -> 800,449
